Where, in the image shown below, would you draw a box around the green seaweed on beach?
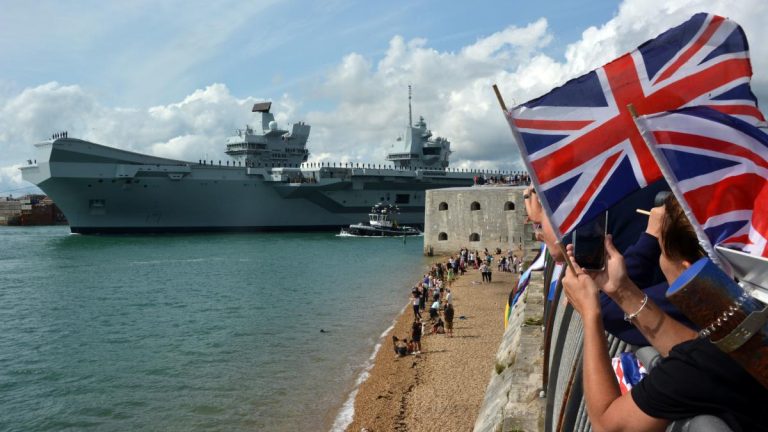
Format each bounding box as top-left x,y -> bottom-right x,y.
524,317 -> 542,326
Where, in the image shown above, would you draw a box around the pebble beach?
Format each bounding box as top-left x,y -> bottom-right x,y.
345,263 -> 516,431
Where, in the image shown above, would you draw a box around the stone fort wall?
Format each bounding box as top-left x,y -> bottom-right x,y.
423,186 -> 534,255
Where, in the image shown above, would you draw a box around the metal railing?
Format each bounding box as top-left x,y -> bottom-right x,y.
540,255 -> 631,432
539,256 -> 733,432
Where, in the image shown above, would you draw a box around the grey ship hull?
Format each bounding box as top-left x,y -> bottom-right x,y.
21,139 -> 478,233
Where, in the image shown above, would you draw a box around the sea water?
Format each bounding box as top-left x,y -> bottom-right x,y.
0,226 -> 427,431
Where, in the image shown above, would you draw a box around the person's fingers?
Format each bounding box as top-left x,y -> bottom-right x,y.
604,234 -> 619,257
565,249 -> 585,276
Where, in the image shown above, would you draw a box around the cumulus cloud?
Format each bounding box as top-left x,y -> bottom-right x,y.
2,0 -> 767,196
0,164 -> 23,195
304,0 -> 768,171
0,83 -> 295,194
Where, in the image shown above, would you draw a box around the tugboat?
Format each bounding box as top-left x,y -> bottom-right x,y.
342,203 -> 421,237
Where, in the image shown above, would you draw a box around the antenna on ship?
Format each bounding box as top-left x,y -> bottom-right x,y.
408,85 -> 412,127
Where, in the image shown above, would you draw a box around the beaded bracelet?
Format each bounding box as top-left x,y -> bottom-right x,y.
624,293 -> 649,323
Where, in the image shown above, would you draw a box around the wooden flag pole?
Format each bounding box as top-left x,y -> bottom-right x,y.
494,83 -> 577,273
627,103 -> 638,118
556,241 -> 576,274
492,84 -> 508,112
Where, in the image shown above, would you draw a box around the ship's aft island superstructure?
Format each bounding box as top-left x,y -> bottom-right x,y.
21,99 -> 496,234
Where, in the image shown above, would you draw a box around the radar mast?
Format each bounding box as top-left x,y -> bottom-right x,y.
408,85 -> 412,127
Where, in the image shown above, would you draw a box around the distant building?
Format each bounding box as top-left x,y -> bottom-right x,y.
0,195 -> 67,226
424,186 -> 535,255
0,197 -> 25,225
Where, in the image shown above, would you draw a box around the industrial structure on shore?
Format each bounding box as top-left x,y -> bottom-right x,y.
0,195 -> 67,226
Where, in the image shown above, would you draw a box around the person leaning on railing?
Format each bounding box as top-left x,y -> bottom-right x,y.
560,196 -> 768,432
524,185 -> 695,348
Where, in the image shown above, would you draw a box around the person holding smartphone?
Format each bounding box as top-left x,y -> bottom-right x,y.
559,196 -> 768,431
523,185 -> 694,347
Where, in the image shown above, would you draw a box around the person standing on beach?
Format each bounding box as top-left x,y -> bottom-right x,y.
411,320 -> 422,354
429,299 -> 440,321
412,289 -> 421,319
487,264 -> 493,283
444,303 -> 454,337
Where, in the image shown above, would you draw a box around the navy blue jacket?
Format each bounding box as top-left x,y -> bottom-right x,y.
600,233 -> 698,346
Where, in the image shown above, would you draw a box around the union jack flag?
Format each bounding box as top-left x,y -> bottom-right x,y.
612,352 -> 648,395
635,106 -> 768,258
506,13 -> 765,236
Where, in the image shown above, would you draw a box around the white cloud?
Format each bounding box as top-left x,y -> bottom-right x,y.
0,164 -> 24,195
2,0 -> 767,197
0,82 -> 294,194
305,0 -> 768,171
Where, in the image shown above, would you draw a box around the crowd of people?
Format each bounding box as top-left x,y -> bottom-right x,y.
392,244 -> 528,358
393,248 -> 513,358
473,172 -> 530,186
524,185 -> 768,430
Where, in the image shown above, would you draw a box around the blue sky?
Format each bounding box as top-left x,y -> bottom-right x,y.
0,0 -> 620,107
1,0 -> 767,195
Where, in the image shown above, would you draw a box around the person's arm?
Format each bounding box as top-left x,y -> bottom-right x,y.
622,206 -> 665,289
569,237 -> 696,356
562,263 -> 669,432
602,237 -> 696,355
604,278 -> 696,357
622,233 -> 663,288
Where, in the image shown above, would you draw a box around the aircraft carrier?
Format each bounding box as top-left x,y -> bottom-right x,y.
21,99 -> 500,234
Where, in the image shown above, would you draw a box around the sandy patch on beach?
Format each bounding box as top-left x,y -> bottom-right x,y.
345,263 -> 515,432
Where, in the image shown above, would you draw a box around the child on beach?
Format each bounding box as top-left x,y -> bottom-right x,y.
432,317 -> 445,334
397,338 -> 408,357
479,262 -> 489,283
393,336 -> 408,357
411,320 -> 422,354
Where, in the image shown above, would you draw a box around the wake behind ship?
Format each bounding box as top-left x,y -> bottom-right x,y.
21,101 -> 497,234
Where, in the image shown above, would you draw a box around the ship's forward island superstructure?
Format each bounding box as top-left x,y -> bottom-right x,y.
21,99 -> 492,234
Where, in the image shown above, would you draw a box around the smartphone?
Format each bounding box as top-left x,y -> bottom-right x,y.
572,212 -> 608,271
